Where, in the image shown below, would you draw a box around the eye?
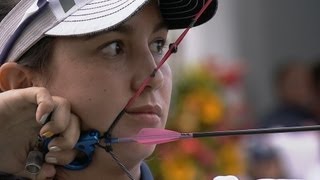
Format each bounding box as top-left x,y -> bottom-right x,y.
101,41 -> 123,57
150,39 -> 167,56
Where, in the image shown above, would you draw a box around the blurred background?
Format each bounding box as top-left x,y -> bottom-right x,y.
148,0 -> 320,179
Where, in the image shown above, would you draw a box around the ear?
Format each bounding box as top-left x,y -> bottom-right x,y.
0,62 -> 33,91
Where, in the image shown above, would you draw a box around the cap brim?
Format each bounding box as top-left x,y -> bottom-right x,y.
46,0 -> 218,36
160,0 -> 218,29
46,0 -> 149,36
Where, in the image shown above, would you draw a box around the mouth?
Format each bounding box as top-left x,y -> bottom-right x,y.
125,104 -> 162,125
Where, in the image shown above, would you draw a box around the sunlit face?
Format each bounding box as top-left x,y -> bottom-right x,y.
36,1 -> 172,169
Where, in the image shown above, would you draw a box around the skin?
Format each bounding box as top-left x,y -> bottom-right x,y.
0,87 -> 80,179
2,1 -> 171,179
0,1 -> 171,180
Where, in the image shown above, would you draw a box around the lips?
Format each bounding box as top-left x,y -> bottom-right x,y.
125,104 -> 162,125
126,104 -> 162,117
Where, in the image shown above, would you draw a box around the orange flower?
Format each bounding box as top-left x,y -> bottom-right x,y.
201,93 -> 224,125
148,60 -> 246,179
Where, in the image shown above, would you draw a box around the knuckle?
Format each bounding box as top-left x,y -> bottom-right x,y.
54,97 -> 71,109
57,151 -> 76,165
37,87 -> 49,94
36,88 -> 53,105
70,113 -> 80,121
64,137 -> 76,149
70,115 -> 81,130
54,121 -> 66,132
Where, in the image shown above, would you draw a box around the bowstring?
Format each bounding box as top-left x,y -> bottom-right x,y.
109,151 -> 135,180
97,0 -> 214,179
105,0 -> 213,137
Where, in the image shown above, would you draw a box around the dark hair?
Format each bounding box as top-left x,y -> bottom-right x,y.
1,0 -> 55,73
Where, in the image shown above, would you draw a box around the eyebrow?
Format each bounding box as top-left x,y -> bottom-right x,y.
112,21 -> 168,34
83,21 -> 168,41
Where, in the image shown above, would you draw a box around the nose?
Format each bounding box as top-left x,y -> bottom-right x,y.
130,47 -> 164,91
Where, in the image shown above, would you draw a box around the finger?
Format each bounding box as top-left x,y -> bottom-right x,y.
1,87 -> 55,124
45,150 -> 78,165
36,163 -> 56,180
19,87 -> 55,123
40,96 -> 71,137
47,114 -> 80,150
12,163 -> 55,180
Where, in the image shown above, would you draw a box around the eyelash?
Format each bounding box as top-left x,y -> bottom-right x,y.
151,39 -> 168,55
99,38 -> 168,60
100,40 -> 124,58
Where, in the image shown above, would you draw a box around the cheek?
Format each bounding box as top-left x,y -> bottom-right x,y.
161,65 -> 173,115
44,65 -> 130,131
163,64 -> 173,94
71,85 -> 125,130
56,82 -> 128,131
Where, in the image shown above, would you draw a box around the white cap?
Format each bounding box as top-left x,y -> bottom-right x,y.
0,0 -> 218,64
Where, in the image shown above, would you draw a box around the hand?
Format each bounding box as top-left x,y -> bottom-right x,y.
0,87 -> 80,179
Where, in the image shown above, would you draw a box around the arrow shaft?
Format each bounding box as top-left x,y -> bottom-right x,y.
110,125 -> 320,145
192,125 -> 320,138
111,138 -> 134,144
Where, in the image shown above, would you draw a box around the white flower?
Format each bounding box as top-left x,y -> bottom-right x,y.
213,175 -> 239,180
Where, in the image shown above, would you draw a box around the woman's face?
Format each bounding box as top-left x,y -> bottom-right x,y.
38,2 -> 172,165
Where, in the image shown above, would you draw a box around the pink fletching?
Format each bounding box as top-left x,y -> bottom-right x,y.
132,128 -> 181,144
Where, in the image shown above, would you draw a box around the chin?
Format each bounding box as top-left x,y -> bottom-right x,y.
113,142 -> 157,165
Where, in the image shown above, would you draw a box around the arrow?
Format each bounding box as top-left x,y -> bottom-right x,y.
110,125 -> 320,145
110,128 -> 189,144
